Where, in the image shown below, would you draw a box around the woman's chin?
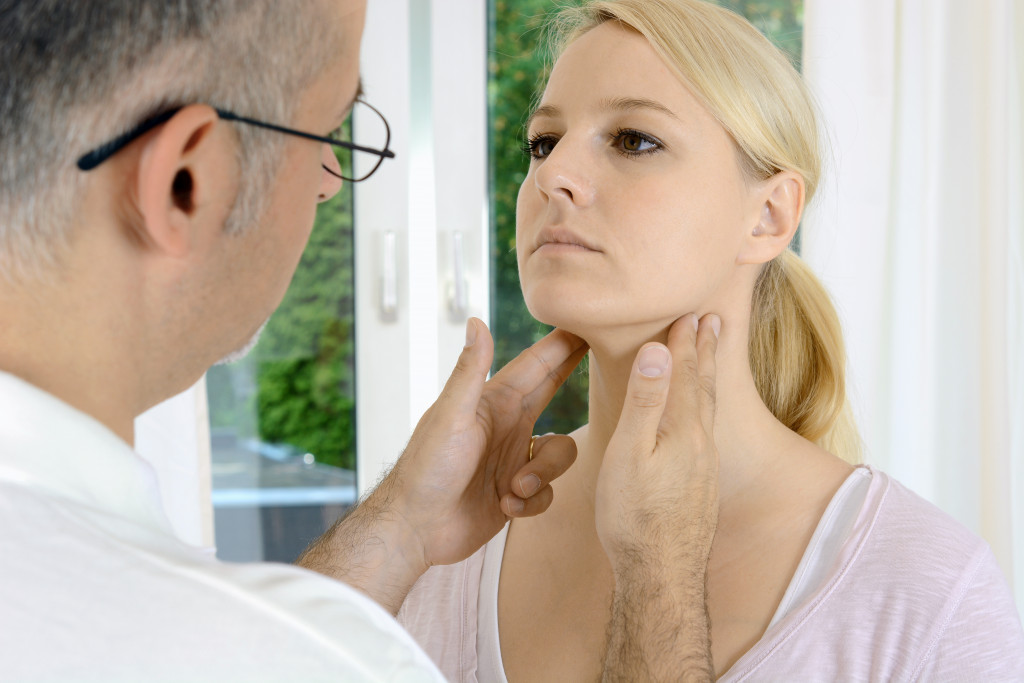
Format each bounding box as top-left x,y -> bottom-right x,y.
527,304 -> 670,358
525,302 -> 596,340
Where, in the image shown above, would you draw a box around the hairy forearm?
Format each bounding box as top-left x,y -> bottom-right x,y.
603,548 -> 714,682
296,475 -> 427,616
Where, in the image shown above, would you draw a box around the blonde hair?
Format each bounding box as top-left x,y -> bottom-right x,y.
549,0 -> 861,463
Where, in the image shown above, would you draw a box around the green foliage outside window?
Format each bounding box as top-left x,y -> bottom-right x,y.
488,0 -> 803,435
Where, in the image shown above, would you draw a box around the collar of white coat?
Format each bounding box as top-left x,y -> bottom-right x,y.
0,369 -> 174,538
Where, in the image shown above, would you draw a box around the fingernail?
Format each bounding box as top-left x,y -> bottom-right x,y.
710,315 -> 721,338
691,314 -> 699,332
520,473 -> 541,496
638,345 -> 670,378
506,496 -> 524,515
464,319 -> 477,348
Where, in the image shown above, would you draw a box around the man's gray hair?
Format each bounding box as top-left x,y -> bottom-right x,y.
0,0 -> 338,281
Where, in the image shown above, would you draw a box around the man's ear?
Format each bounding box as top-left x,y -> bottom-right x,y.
736,171 -> 805,265
134,104 -> 237,258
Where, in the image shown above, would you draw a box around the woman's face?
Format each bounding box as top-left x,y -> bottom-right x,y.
516,21 -> 761,342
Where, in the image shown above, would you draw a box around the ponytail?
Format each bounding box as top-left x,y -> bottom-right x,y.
749,250 -> 861,463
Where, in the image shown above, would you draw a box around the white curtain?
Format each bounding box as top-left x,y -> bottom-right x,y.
802,0 -> 1023,615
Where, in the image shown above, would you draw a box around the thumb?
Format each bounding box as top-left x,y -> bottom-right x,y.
608,343 -> 672,458
436,317 -> 495,417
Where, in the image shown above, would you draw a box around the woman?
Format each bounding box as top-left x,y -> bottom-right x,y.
399,1 -> 1024,680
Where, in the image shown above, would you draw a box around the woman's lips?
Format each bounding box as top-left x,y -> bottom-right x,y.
533,228 -> 600,253
535,241 -> 597,253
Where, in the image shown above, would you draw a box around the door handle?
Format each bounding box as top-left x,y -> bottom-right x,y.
381,230 -> 397,316
448,231 -> 469,317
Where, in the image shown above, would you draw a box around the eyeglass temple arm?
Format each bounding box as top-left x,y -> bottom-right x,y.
77,105 -> 396,172
216,110 -> 395,159
76,108 -> 183,170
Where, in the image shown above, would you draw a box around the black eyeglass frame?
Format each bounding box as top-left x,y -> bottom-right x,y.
76,100 -> 396,183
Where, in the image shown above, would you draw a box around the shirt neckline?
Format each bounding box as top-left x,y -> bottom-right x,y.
0,370 -> 175,538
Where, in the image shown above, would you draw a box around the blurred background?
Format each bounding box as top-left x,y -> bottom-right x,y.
134,0 -> 1022,617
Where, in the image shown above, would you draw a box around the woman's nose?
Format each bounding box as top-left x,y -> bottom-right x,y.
318,144 -> 344,203
532,140 -> 596,207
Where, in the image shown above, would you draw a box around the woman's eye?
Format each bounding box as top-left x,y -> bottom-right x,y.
612,129 -> 661,155
524,134 -> 558,159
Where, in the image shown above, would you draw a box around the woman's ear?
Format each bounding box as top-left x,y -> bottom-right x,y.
736,171 -> 805,265
134,104 -> 239,258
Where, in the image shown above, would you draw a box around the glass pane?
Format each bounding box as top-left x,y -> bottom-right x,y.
487,0 -> 803,433
206,141 -> 356,563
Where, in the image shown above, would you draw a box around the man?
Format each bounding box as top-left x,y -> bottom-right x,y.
0,0 -> 719,679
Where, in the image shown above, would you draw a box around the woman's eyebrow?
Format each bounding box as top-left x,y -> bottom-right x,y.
526,103 -> 560,130
601,96 -> 680,120
526,96 -> 680,130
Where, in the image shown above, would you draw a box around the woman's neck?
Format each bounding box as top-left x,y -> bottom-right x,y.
575,312 -> 794,509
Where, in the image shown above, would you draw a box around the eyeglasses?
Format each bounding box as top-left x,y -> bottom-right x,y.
76,99 -> 396,183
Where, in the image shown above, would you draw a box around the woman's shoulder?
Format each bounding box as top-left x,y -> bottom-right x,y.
725,467 -> 1024,681
844,468 -> 1023,673
857,466 -> 1009,582
844,467 -> 998,591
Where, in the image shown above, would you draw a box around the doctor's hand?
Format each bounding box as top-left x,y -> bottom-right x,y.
387,317 -> 586,565
595,313 -> 721,681
298,318 -> 587,614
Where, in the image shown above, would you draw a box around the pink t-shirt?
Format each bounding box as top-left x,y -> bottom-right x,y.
398,467 -> 1024,681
